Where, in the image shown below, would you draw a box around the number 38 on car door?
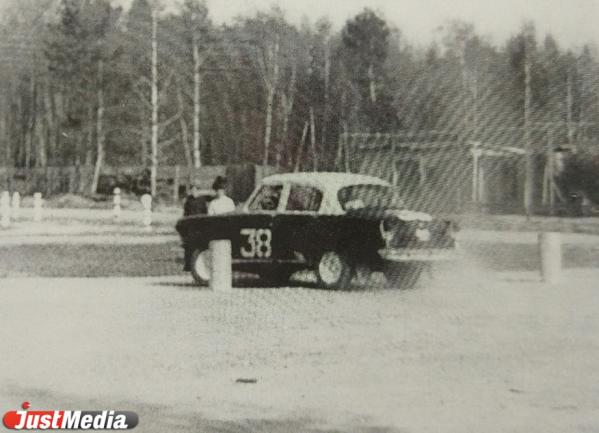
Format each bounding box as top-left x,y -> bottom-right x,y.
240,228 -> 272,258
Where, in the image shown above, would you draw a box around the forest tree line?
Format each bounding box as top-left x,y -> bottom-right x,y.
0,0 -> 598,195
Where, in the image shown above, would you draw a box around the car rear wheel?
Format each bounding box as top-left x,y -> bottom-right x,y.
191,249 -> 211,284
383,262 -> 423,289
317,251 -> 354,289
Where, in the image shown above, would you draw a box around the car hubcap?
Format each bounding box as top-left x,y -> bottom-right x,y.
318,252 -> 344,285
194,250 -> 211,280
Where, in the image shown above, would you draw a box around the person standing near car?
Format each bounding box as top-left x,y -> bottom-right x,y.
183,179 -> 208,217
182,179 -> 209,272
208,176 -> 235,215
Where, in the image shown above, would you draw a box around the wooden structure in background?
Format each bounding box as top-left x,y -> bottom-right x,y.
336,126 -> 592,215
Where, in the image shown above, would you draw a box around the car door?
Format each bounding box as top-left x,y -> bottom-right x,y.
271,183 -> 324,262
234,183 -> 283,262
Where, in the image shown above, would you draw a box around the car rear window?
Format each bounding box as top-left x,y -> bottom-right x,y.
286,185 -> 323,212
248,184 -> 283,211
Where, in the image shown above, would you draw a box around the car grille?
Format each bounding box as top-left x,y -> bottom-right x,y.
384,220 -> 454,249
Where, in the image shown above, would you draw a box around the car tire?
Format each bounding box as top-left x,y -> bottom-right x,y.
316,251 -> 354,289
190,249 -> 211,284
383,262 -> 423,289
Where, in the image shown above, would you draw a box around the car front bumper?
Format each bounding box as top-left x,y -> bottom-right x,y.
378,246 -> 461,262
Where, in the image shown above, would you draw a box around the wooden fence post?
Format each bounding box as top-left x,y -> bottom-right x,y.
141,194 -> 152,230
209,240 -> 232,291
539,232 -> 561,284
1,191 -> 10,228
113,187 -> 122,222
11,192 -> 20,221
33,192 -> 43,222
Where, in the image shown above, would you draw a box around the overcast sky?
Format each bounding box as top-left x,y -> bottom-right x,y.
116,0 -> 599,50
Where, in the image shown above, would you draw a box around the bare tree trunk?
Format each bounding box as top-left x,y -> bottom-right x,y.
221,83 -> 236,165
37,84 -> 49,168
263,84 -> 275,167
44,85 -> 55,167
16,94 -> 23,166
294,121 -> 309,172
567,69 -> 574,146
140,105 -> 148,166
309,107 -> 317,171
85,105 -> 94,166
54,90 -> 65,166
5,114 -> 10,167
23,72 -> 37,168
523,40 -> 533,217
260,38 -> 279,167
278,63 -> 297,170
91,60 -> 105,195
334,122 -> 346,171
0,107 -> 7,166
150,7 -> 159,197
176,80 -> 193,170
36,109 -> 46,168
26,69 -> 38,168
276,94 -> 287,170
192,39 -> 202,168
321,39 -> 330,151
240,110 -> 247,160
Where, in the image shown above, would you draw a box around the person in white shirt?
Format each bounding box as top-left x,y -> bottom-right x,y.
208,176 -> 235,215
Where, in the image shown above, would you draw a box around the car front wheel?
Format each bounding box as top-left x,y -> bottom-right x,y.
191,249 -> 211,284
316,251 -> 354,289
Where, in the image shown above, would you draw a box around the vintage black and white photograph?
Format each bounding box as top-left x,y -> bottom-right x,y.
0,0 -> 598,431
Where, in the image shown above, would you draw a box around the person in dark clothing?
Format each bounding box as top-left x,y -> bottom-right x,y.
183,180 -> 209,271
183,181 -> 208,217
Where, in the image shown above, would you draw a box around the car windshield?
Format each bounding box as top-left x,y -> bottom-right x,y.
338,184 -> 404,211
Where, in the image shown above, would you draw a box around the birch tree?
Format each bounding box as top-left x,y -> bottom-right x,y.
256,36 -> 280,167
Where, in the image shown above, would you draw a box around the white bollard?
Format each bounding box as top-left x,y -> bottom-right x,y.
11,192 -> 20,221
209,240 -> 232,291
33,192 -> 43,222
1,191 -> 10,228
539,232 -> 562,284
113,187 -> 122,222
141,194 -> 152,230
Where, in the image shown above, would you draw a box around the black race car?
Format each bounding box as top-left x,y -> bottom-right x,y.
176,172 -> 459,289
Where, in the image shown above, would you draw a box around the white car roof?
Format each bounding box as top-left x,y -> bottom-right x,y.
261,172 -> 390,192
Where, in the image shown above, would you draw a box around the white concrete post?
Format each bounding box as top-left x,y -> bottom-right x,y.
11,192 -> 20,221
1,191 -> 10,228
539,232 -> 561,284
141,194 -> 152,230
33,192 -> 43,222
113,187 -> 122,222
209,240 -> 232,291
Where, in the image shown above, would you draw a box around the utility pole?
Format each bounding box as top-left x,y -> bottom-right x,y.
150,6 -> 159,197
523,33 -> 534,217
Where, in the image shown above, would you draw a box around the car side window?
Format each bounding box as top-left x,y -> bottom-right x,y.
286,185 -> 323,212
248,184 -> 283,211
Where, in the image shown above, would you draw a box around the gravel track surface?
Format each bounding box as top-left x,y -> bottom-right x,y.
1,268 -> 598,433
1,217 -> 599,432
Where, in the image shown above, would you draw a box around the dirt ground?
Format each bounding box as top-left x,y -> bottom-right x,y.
1,246 -> 599,432
1,215 -> 599,432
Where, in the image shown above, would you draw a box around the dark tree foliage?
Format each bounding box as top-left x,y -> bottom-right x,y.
0,1 -> 598,177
